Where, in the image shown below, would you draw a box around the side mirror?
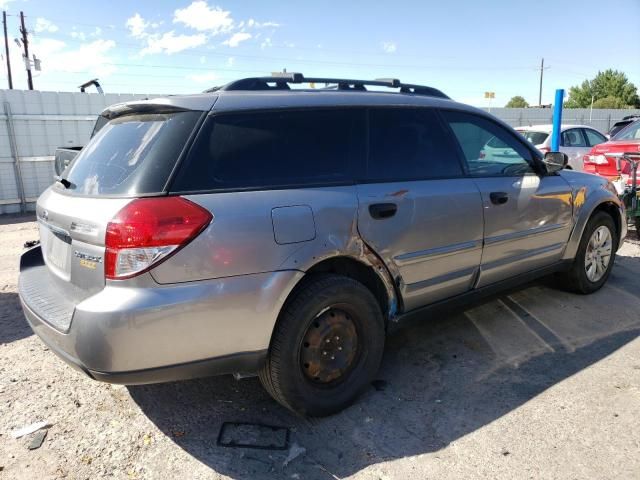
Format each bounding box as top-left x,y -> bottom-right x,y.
542,151 -> 568,173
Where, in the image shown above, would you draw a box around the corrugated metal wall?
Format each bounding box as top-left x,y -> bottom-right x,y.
0,89 -> 151,214
481,107 -> 640,132
1,89 -> 640,214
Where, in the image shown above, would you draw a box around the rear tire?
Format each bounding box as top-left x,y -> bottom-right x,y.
560,211 -> 617,294
259,274 -> 385,417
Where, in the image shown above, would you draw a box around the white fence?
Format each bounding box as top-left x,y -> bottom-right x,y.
0,89 -> 150,214
482,107 -> 640,133
1,89 -> 640,214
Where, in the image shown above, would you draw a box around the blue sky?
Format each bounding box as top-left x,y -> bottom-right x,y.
0,0 -> 638,106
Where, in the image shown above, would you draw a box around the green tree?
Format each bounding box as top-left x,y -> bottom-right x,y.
592,96 -> 626,109
565,69 -> 640,108
505,96 -> 529,108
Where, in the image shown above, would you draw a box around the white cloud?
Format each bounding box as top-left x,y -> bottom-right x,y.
0,0 -> 14,8
187,71 -> 219,83
71,31 -> 87,41
381,41 -> 397,53
226,56 -> 235,66
141,31 -> 207,55
174,1 -> 234,34
222,32 -> 251,48
34,18 -> 59,33
260,37 -> 272,50
126,13 -> 149,38
246,18 -> 280,29
31,38 -> 118,77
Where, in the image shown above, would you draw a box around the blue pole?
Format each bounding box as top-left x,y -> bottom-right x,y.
551,89 -> 564,151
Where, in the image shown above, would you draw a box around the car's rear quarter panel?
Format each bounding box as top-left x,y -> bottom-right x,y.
152,186 -> 361,282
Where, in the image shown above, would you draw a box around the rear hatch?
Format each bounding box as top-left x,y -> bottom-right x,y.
25,107 -> 204,331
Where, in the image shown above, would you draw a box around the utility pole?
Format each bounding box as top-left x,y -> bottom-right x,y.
19,11 -> 32,90
538,58 -> 544,106
2,11 -> 12,89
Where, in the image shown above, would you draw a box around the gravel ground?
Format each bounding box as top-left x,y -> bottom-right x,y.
1,215 -> 639,480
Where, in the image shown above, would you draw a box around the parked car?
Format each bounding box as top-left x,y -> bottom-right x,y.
515,125 -> 607,171
19,74 -> 626,416
584,118 -> 640,186
608,115 -> 640,138
479,136 -> 522,164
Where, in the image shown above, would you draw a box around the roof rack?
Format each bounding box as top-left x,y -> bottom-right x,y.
209,73 -> 449,99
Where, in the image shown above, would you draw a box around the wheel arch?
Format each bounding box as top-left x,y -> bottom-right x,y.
279,254 -> 399,333
563,196 -> 625,260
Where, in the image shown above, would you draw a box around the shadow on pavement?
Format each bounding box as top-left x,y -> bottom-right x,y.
129,252 -> 640,479
0,292 -> 32,344
0,214 -> 36,227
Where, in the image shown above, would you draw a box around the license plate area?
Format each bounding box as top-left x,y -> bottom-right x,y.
39,222 -> 72,280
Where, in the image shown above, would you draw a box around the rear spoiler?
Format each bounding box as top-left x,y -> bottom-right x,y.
99,102 -> 190,120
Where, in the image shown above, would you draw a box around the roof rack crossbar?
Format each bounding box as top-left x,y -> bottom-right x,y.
219,73 -> 449,99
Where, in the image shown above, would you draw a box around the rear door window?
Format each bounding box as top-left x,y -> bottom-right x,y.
60,111 -> 202,196
583,128 -> 607,147
561,129 -> 587,147
367,107 -> 462,181
171,109 -> 365,191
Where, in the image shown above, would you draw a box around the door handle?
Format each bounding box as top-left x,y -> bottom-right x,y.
489,192 -> 509,205
369,203 -> 398,219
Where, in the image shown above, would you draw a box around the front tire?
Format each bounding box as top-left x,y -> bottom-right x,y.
259,274 -> 385,417
561,211 -> 617,294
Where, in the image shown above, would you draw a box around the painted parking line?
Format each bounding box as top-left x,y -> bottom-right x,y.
508,283 -> 640,353
464,300 -> 554,369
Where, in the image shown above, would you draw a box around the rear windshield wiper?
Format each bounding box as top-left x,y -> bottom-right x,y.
55,177 -> 72,189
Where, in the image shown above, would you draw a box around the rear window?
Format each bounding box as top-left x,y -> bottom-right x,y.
613,120 -> 640,140
171,109 -> 364,191
517,130 -> 549,145
60,111 -> 201,196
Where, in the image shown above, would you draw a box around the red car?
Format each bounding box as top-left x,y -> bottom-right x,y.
584,119 -> 640,184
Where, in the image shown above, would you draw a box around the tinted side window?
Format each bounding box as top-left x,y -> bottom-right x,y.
367,108 -> 462,181
562,129 -> 586,147
442,111 -> 534,177
583,128 -> 607,147
172,109 -> 364,191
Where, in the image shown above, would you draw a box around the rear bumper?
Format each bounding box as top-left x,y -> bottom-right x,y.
19,246 -> 303,384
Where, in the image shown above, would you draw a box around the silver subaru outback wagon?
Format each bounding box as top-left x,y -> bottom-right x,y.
19,74 -> 626,416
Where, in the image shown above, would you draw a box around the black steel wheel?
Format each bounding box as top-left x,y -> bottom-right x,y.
259,274 -> 385,416
300,306 -> 360,385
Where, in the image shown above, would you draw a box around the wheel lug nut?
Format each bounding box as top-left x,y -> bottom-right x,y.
335,336 -> 340,341
325,339 -> 330,343
330,356 -> 335,360
322,351 -> 327,356
338,346 -> 343,351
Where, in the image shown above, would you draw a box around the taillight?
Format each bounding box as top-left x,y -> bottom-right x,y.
105,197 -> 212,280
583,154 -> 608,165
